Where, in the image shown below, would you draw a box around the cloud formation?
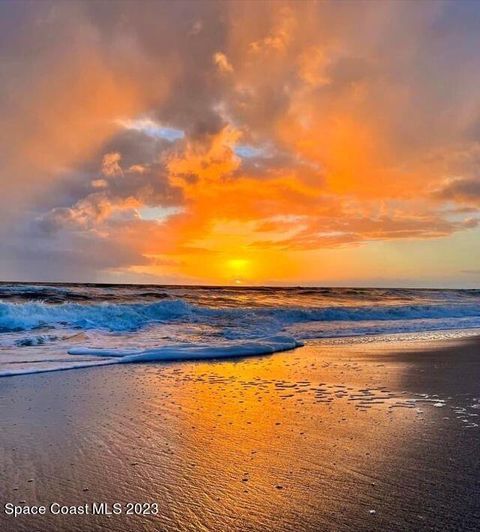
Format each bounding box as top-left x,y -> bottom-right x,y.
1,0 -> 480,284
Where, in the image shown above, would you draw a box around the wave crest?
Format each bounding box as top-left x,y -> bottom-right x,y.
1,299 -> 480,333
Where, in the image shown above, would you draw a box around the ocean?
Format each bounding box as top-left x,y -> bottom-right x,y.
2,283 -> 480,377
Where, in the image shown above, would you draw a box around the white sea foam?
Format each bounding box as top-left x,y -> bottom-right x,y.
69,335 -> 303,362
0,359 -> 117,378
0,336 -> 303,378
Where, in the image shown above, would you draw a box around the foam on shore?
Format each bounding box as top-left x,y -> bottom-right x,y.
0,336 -> 303,377
69,335 -> 303,362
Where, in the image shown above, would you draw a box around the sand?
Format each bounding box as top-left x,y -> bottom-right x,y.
1,333 -> 479,531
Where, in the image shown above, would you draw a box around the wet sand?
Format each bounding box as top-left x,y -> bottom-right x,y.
1,333 -> 480,531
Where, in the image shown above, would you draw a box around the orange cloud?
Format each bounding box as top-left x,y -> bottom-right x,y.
2,1 -> 480,284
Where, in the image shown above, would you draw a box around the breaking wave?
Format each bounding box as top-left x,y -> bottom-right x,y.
1,299 -> 480,333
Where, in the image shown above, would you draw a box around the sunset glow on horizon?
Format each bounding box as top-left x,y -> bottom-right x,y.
2,1 -> 480,287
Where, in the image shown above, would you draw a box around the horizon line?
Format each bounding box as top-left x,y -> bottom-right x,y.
0,279 -> 479,291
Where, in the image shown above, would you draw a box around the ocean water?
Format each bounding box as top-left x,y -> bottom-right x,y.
1,283 -> 480,376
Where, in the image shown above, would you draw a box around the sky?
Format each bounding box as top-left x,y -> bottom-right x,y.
1,0 -> 480,287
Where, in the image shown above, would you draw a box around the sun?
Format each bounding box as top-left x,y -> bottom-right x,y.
225,258 -> 251,284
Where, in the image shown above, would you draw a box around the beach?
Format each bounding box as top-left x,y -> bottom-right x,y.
1,333 -> 479,532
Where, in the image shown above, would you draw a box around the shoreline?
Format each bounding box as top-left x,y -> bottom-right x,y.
1,333 -> 479,531
2,326 -> 480,379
